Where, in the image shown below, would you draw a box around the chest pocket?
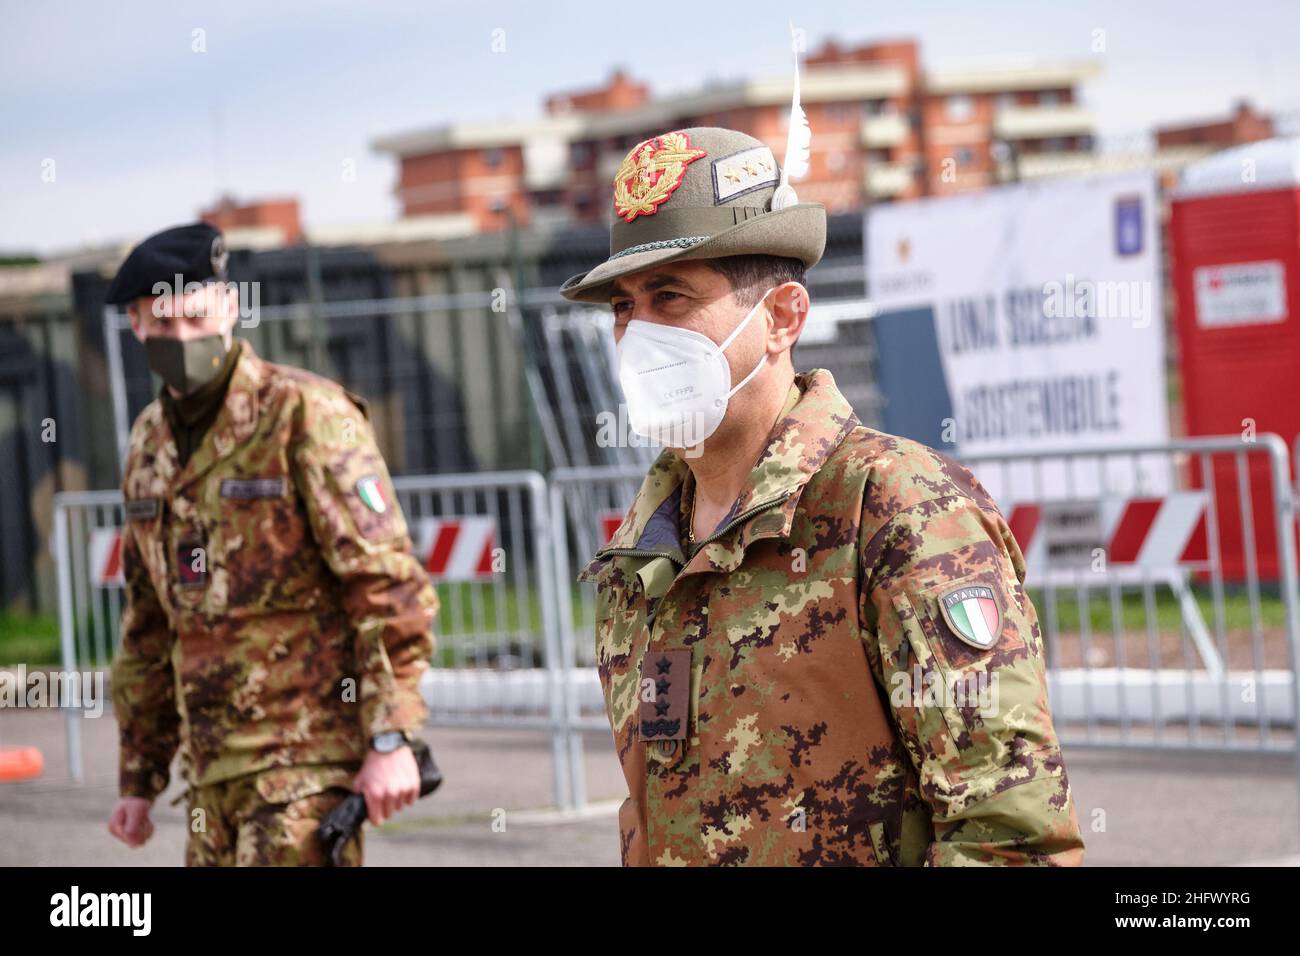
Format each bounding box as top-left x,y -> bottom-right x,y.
205,474 -> 316,614
701,575 -> 861,778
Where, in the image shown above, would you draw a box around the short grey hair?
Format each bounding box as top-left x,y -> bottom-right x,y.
702,254 -> 807,309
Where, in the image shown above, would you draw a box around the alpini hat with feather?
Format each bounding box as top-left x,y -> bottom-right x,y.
559,41 -> 826,303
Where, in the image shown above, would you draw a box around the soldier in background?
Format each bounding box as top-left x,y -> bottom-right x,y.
104,223 -> 438,866
562,127 -> 1085,866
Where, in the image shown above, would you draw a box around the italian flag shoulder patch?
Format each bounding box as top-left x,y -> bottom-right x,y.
938,583 -> 1002,650
356,474 -> 388,514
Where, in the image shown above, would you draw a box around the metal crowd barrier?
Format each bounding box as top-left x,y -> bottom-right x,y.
52,470 -> 579,809
960,434 -> 1300,763
547,465 -> 649,810
52,490 -> 127,783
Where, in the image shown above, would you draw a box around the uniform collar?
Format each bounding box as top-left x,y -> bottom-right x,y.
592,368 -> 859,576
162,338 -> 266,493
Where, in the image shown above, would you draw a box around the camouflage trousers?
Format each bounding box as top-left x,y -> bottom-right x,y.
180,763 -> 363,867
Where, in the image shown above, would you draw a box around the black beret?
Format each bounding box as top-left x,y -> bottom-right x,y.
105,222 -> 230,305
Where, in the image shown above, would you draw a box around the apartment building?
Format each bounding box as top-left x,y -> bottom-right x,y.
372,38 -> 1101,234
200,195 -> 304,246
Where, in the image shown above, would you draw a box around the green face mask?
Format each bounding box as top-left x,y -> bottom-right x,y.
144,334 -> 228,394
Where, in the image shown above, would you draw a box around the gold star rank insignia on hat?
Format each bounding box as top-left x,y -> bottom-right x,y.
356,474 -> 388,513
612,130 -> 707,222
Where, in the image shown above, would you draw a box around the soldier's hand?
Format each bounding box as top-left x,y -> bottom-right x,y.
108,797 -> 155,848
354,747 -> 420,826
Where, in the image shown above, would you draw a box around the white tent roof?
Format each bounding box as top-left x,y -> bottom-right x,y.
1175,136 -> 1300,198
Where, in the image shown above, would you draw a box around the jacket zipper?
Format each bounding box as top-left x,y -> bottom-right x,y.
596,489 -> 795,630
685,491 -> 792,555
595,490 -> 793,563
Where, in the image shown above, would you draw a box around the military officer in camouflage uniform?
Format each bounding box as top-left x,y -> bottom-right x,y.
104,223 -> 438,866
561,127 -> 1085,866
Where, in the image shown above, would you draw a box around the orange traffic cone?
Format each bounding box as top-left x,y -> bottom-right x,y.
0,746 -> 43,782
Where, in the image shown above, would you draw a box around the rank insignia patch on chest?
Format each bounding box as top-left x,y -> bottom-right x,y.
176,536 -> 207,588
356,474 -> 388,514
938,584 -> 1002,650
639,650 -> 690,741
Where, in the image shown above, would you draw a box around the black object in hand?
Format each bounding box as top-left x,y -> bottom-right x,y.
317,738 -> 444,866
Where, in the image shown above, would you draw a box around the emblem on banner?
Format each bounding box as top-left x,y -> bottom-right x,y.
1115,195 -> 1143,256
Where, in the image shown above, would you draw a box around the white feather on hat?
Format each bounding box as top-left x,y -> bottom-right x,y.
771,20 -> 811,211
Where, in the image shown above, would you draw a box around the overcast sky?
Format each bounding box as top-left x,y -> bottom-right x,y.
3,0 -> 1298,254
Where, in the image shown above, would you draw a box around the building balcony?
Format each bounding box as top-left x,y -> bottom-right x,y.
861,113 -> 910,147
866,161 -> 919,197
998,150 -> 1098,180
597,150 -> 627,186
999,145 -> 1218,183
994,104 -> 1095,140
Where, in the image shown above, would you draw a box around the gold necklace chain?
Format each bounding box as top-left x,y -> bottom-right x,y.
685,487 -> 697,545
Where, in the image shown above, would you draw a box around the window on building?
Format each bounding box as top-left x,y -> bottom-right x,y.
954,146 -> 974,166
826,103 -> 851,124
946,94 -> 975,122
996,92 -> 1016,111
485,147 -> 504,168
572,143 -> 591,165
1039,89 -> 1061,107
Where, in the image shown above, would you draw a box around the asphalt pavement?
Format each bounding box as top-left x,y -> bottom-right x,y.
1,708 -> 1297,866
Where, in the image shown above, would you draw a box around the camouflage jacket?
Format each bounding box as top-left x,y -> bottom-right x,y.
110,339 -> 438,801
578,369 -> 1084,866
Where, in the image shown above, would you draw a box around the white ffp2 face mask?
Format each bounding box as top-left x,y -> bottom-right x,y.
615,287 -> 775,449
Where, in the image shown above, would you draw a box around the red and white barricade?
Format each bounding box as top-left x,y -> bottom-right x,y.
1004,492 -> 1221,675
599,510 -> 625,546
412,516 -> 499,582
88,528 -> 124,589
1007,493 -> 1209,575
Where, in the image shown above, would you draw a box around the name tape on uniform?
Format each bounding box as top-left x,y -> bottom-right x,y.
219,477 -> 287,499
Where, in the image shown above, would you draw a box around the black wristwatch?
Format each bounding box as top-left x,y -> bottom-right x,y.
370,730 -> 411,754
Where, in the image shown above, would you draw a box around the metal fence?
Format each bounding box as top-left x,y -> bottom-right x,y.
100,292 -> 535,481
52,490 -> 127,781
961,435 -> 1300,762
547,465 -> 653,810
51,470 -> 584,808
